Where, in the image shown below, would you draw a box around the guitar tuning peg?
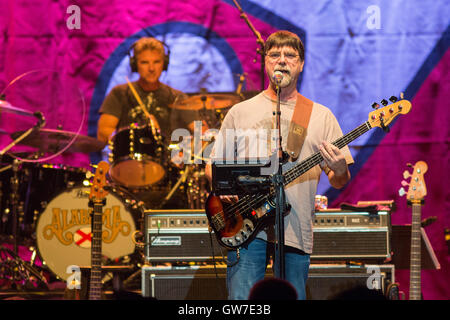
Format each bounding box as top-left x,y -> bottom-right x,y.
85,171 -> 94,179
403,170 -> 411,179
371,102 -> 380,109
380,99 -> 388,106
401,180 -> 409,187
400,92 -> 404,99
398,187 -> 406,197
389,96 -> 398,103
83,180 -> 92,187
406,163 -> 413,168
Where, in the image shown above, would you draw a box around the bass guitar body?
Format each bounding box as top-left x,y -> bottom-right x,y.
205,192 -> 282,249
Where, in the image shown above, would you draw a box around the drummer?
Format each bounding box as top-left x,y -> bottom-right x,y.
97,37 -> 198,146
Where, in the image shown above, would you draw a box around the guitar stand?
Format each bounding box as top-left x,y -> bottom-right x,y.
77,265 -> 136,299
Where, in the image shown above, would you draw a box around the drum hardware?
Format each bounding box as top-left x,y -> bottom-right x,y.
157,166 -> 192,209
235,72 -> 247,99
10,159 -> 21,254
169,92 -> 242,111
2,162 -> 88,237
0,244 -> 49,290
30,209 -> 40,236
108,124 -> 166,188
158,136 -> 212,209
1,101 -> 46,160
170,92 -> 241,129
186,166 -> 209,209
10,128 -> 104,154
0,100 -> 43,118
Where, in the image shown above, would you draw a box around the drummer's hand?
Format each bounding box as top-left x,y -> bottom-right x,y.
219,195 -> 239,204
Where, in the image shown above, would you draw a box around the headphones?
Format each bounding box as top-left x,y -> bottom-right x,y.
128,38 -> 171,72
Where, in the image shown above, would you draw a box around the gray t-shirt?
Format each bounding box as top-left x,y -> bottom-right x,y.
211,92 -> 354,254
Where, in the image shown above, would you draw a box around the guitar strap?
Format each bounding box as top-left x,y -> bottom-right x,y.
286,93 -> 313,160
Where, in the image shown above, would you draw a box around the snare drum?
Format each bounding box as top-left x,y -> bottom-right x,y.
109,124 -> 166,188
36,185 -> 141,280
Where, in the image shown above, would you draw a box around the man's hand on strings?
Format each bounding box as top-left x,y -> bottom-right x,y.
220,195 -> 239,204
318,141 -> 347,176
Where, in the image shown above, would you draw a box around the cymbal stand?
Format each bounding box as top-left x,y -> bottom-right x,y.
0,113 -> 44,250
10,159 -> 20,254
157,166 -> 191,209
0,114 -> 47,290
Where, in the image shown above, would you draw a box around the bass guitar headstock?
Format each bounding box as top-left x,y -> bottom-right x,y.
398,160 -> 428,204
89,161 -> 109,204
368,96 -> 411,132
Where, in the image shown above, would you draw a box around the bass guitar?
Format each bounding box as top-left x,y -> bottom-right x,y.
205,97 -> 412,249
88,161 -> 109,300
399,160 -> 428,300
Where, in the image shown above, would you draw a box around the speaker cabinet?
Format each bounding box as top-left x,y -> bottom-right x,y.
141,265 -> 227,300
141,264 -> 395,300
305,264 -> 394,299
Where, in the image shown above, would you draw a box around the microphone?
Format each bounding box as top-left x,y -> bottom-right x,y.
237,175 -> 270,185
272,71 -> 283,84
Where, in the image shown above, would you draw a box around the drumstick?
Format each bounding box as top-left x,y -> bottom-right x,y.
125,77 -> 160,136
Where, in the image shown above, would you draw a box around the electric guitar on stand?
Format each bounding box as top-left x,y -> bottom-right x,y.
399,160 -> 428,300
206,97 -> 412,249
88,161 -> 109,300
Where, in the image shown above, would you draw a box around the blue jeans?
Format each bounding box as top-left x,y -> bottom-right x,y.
226,238 -> 310,300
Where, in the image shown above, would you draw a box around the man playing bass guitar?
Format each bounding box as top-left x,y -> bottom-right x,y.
205,30 -> 354,300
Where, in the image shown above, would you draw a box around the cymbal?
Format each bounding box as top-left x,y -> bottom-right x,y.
0,100 -> 35,117
170,93 -> 242,111
11,128 -> 105,154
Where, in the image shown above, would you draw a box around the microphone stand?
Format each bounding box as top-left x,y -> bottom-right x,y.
232,0 -> 265,90
273,83 -> 287,279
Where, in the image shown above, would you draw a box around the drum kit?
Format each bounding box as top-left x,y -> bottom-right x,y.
0,91 -> 241,288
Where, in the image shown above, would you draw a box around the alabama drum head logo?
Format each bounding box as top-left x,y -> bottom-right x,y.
73,227 -> 92,248
36,187 -> 136,280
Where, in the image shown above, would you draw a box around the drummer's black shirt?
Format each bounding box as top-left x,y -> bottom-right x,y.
99,81 -> 197,142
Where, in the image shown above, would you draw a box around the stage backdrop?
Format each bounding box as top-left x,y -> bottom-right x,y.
1,0 -> 449,299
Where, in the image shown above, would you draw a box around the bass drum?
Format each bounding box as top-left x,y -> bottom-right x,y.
0,161 -> 86,237
36,185 -> 142,281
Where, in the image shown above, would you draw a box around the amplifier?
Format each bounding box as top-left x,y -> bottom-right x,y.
141,264 -> 395,300
144,209 -> 225,262
145,209 -> 391,262
311,210 -> 391,261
